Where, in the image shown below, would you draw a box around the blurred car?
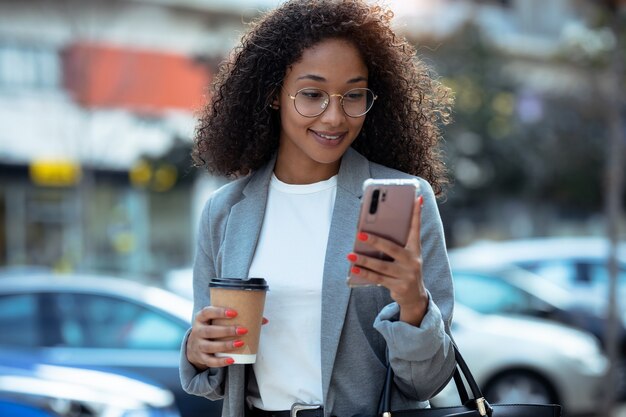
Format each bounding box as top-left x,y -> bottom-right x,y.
450,264 -> 626,351
0,273 -> 221,417
0,399 -> 57,417
448,237 -> 626,317
449,264 -> 626,398
431,305 -> 608,416
0,348 -> 180,417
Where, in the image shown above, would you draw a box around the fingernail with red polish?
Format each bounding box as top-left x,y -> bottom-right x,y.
262,318 -> 269,325
351,266 -> 361,274
226,358 -> 235,365
236,327 -> 248,335
225,309 -> 238,318
418,195 -> 424,206
357,232 -> 368,241
233,340 -> 245,348
347,253 -> 357,262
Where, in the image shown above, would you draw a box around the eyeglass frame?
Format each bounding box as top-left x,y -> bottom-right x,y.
286,87 -> 378,118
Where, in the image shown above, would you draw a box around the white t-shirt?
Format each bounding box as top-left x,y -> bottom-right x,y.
247,173 -> 337,410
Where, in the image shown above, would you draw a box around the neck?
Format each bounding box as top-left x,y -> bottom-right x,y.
273,159 -> 340,185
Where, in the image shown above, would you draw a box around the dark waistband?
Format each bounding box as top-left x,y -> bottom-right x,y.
249,405 -> 324,417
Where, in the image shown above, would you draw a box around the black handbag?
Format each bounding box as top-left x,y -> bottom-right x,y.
377,343 -> 562,417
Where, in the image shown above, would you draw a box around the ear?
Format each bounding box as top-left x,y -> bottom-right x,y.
267,86 -> 281,110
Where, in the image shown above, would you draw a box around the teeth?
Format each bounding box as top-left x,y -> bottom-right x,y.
318,133 -> 340,140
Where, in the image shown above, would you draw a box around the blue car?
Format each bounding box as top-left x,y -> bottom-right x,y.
0,273 -> 221,417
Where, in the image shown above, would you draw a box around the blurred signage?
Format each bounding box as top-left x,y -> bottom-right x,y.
29,160 -> 82,187
63,43 -> 211,113
129,160 -> 177,192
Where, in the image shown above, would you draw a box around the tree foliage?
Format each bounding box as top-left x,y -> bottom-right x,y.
412,17 -> 624,242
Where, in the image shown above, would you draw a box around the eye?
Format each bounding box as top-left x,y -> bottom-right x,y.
344,90 -> 366,102
298,89 -> 326,100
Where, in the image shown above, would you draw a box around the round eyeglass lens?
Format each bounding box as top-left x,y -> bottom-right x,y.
293,88 -> 329,117
342,88 -> 375,117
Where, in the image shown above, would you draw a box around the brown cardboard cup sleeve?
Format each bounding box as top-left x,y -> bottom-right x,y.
209,277 -> 268,364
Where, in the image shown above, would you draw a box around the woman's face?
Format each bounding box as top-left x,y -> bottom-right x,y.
274,38 -> 369,184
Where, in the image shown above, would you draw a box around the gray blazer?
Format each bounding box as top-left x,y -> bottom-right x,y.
180,148 -> 456,417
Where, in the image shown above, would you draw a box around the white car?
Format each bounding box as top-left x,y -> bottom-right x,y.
448,237 -> 626,317
430,305 -> 607,416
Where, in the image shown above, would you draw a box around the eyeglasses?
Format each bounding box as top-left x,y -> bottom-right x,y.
288,87 -> 377,118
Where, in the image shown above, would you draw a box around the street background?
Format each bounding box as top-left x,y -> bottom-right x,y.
0,1 -> 624,417
0,0 -> 623,281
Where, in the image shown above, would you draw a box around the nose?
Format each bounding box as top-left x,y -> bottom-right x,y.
320,94 -> 345,126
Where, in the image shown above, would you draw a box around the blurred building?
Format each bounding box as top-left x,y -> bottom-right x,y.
0,0 -> 621,276
395,0 -> 607,109
0,0 -> 279,277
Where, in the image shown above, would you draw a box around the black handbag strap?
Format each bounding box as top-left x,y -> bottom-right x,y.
381,342 -> 493,417
452,364 -> 470,405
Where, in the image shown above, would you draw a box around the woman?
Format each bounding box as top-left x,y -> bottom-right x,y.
180,1 -> 456,416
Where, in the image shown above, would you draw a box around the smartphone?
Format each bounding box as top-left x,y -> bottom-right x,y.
347,178 -> 420,288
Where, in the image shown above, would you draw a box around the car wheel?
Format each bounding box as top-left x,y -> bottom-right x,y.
483,371 -> 558,405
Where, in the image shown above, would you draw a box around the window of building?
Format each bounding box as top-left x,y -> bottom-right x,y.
0,44 -> 60,90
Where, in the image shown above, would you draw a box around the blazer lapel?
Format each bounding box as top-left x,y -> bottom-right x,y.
320,148 -> 371,402
221,158 -> 275,278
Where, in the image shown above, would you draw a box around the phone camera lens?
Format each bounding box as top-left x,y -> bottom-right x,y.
369,189 -> 380,214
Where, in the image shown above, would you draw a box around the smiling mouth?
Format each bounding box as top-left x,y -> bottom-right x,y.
311,130 -> 344,140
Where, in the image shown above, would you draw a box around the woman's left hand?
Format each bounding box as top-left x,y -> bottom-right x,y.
347,195 -> 428,326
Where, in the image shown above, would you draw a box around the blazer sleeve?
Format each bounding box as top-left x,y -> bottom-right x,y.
179,196 -> 228,400
373,178 -> 456,401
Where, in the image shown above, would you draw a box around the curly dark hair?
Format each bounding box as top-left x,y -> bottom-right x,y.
193,0 -> 453,195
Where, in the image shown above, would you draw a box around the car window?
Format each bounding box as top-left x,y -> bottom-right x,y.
523,259 -> 626,290
586,262 -> 626,287
52,293 -> 186,350
454,272 -> 530,315
0,294 -> 40,347
518,260 -> 577,288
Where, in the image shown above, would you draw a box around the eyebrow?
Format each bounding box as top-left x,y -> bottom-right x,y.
296,74 -> 368,83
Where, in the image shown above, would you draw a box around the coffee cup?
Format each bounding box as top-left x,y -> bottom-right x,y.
209,277 -> 269,364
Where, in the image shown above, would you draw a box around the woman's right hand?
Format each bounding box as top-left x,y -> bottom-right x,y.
186,306 -> 248,370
